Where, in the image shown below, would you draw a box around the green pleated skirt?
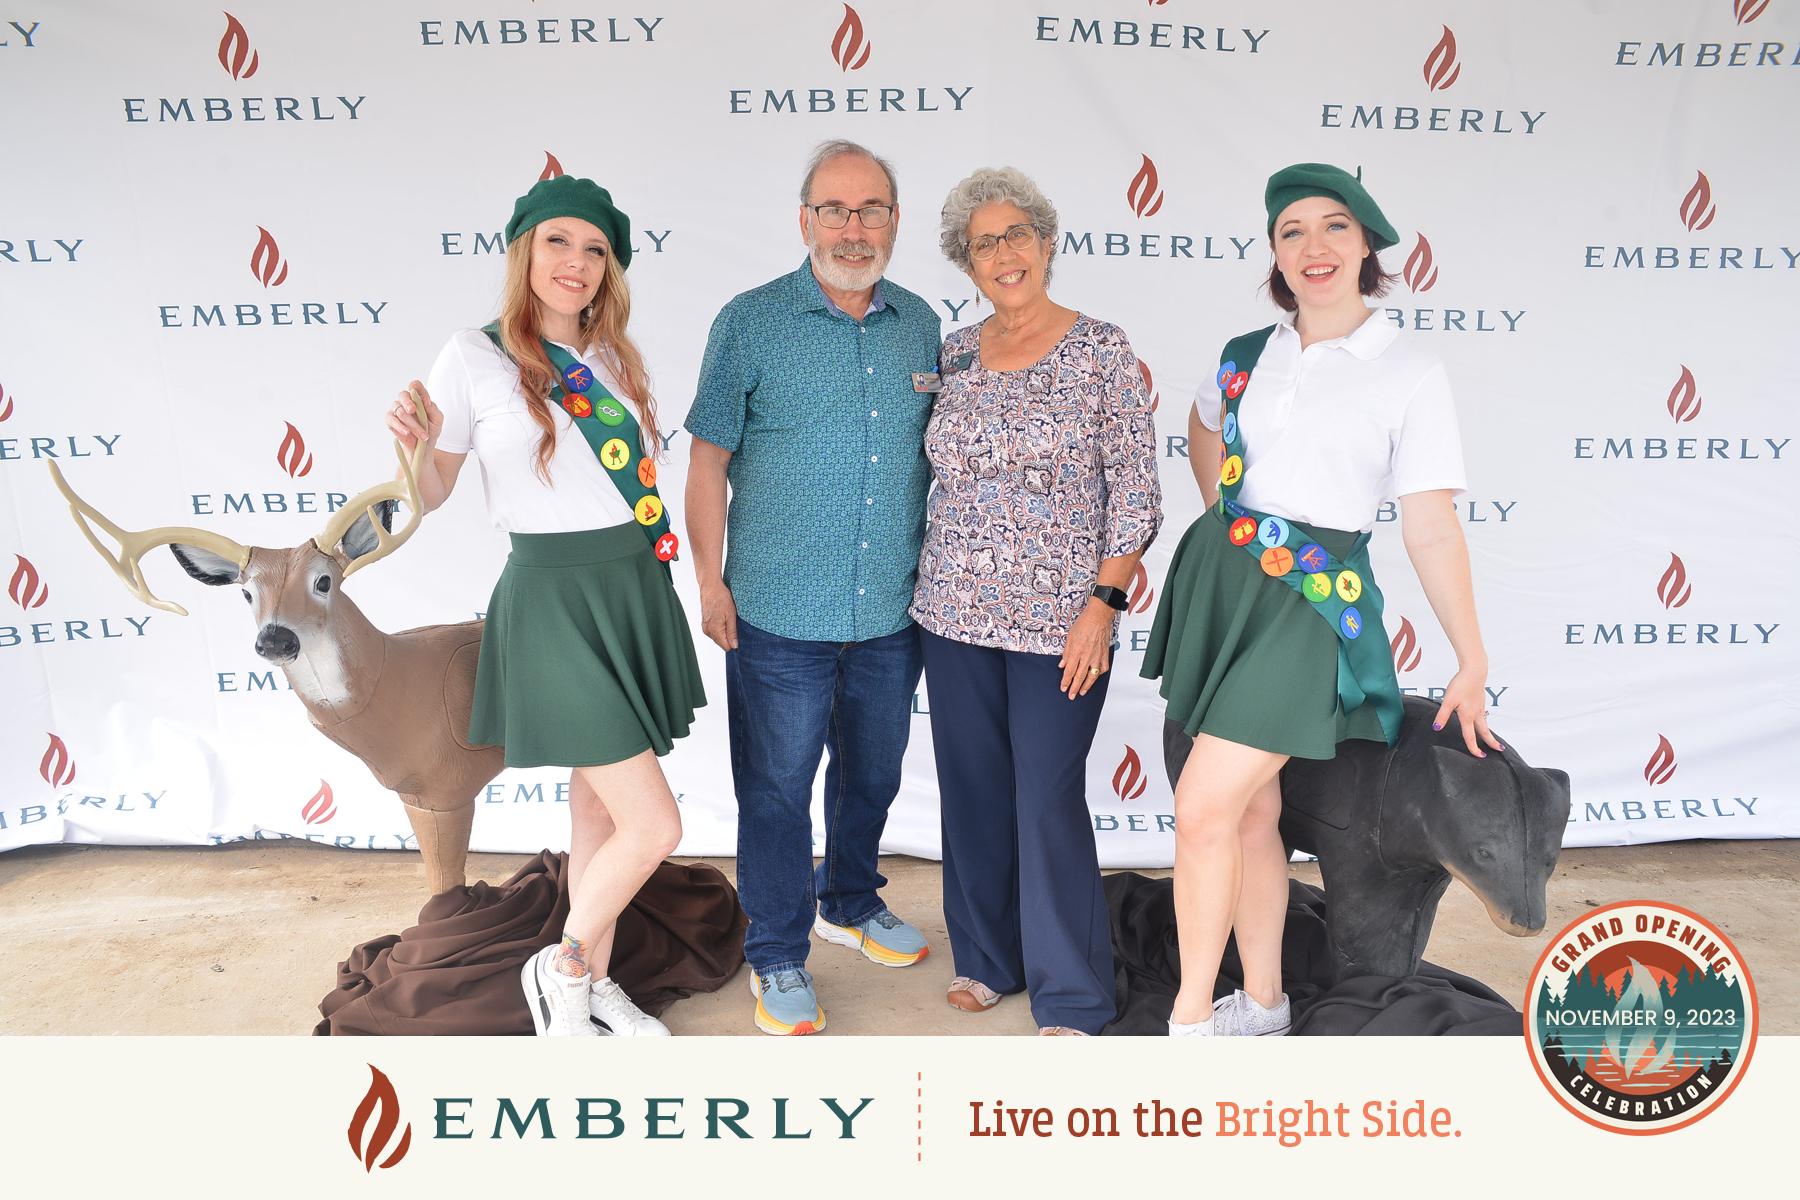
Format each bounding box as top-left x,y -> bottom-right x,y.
1140,506 -> 1387,761
470,524 -> 705,768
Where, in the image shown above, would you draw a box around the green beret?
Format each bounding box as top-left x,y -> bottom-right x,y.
505,175 -> 633,271
1263,163 -> 1398,252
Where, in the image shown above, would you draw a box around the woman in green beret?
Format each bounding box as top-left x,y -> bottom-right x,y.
1141,163 -> 1502,1036
383,175 -> 705,1038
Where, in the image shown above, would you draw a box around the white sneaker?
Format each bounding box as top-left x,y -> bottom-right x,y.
1225,989 -> 1292,1037
521,946 -> 598,1037
1168,992 -> 1241,1037
589,976 -> 671,1037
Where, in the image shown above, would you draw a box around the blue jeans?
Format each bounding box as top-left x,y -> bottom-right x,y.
726,618 -> 923,973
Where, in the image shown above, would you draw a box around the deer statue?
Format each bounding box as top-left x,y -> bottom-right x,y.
47,420 -> 496,895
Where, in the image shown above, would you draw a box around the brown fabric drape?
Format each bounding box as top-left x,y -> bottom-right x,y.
315,852 -> 745,1035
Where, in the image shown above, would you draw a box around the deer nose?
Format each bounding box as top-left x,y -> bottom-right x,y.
254,623 -> 300,662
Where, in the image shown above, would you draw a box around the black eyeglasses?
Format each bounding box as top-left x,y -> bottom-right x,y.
805,204 -> 894,229
966,223 -> 1040,261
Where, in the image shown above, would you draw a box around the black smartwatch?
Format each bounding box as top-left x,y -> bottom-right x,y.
1091,584 -> 1129,611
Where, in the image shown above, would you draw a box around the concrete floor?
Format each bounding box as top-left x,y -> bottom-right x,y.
1,839 -> 1794,1035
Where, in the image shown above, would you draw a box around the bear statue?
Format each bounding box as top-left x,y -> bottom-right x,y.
1163,695 -> 1572,984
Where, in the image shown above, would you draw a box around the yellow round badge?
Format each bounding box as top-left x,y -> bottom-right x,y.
1335,570 -> 1363,603
1302,572 -> 1332,603
600,438 -> 631,471
1220,455 -> 1244,487
635,495 -> 664,526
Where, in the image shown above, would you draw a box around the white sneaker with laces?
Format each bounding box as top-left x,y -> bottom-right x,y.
1228,989 -> 1292,1037
521,945 -> 598,1037
1169,991 -> 1242,1037
589,976 -> 672,1036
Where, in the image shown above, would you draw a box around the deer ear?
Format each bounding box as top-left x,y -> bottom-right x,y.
169,543 -> 242,586
335,499 -> 398,563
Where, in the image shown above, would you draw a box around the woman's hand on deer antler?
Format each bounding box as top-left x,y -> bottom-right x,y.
386,381 -> 443,453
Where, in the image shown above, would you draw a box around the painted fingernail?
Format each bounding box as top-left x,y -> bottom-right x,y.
1476,751 -> 1487,758
1432,722 -> 1443,731
1496,743 -> 1507,751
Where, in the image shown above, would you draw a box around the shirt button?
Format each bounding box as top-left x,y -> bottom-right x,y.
870,454 -> 879,463
871,409 -> 878,417
860,541 -> 869,549
865,366 -> 874,375
865,497 -> 873,505
857,588 -> 865,596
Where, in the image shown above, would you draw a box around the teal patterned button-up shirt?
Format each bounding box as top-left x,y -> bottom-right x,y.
685,259 -> 942,642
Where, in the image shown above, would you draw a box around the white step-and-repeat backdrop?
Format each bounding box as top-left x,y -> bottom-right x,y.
3,1 -> 1796,866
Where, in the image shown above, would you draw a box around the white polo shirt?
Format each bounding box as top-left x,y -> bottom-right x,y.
1192,311 -> 1466,532
429,328 -> 638,533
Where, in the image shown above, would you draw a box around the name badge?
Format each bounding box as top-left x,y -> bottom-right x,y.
912,372 -> 943,393
945,351 -> 976,374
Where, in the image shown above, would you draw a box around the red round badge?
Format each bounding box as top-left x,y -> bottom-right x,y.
1226,372 -> 1249,399
1260,546 -> 1295,576
1228,516 -> 1259,546
563,396 -> 592,419
654,532 -> 679,562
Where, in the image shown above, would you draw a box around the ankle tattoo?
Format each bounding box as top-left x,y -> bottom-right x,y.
554,934 -> 588,978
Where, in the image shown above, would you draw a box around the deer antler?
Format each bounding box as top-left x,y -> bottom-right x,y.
313,387 -> 428,579
46,461 -> 251,617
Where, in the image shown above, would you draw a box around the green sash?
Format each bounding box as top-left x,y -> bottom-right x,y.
480,324 -> 676,564
1213,325 -> 1403,746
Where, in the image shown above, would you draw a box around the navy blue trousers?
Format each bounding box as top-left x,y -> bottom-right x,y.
920,629 -> 1117,1033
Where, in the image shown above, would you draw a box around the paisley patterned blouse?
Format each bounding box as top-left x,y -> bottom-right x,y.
910,314 -> 1162,655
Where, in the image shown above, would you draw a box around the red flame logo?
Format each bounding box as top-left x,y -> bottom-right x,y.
1390,616 -> 1423,673
1137,360 -> 1160,414
276,422 -> 314,478
831,4 -> 872,71
1643,735 -> 1677,787
1735,0 -> 1771,24
539,151 -> 564,182
1679,171 -> 1717,232
1126,155 -> 1165,219
1422,25 -> 1462,91
9,555 -> 48,611
302,779 -> 337,825
1665,365 -> 1703,424
1112,746 -> 1147,802
0,382 -> 12,422
348,1064 -> 412,1172
250,226 -> 290,288
1403,233 -> 1439,292
218,12 -> 260,80
1126,561 -> 1154,615
40,733 -> 75,788
1656,553 -> 1692,609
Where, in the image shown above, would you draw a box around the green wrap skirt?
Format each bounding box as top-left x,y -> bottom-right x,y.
1140,506 -> 1388,761
469,523 -> 705,768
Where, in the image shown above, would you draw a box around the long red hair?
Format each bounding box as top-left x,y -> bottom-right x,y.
495,230 -> 659,480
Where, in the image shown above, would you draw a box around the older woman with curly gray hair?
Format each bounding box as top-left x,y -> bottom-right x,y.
910,167 -> 1162,1035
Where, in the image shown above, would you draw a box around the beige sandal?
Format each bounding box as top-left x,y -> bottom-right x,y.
1037,1026 -> 1089,1036
947,977 -> 1001,1012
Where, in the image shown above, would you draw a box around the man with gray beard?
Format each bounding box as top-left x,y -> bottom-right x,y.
685,140 -> 942,1035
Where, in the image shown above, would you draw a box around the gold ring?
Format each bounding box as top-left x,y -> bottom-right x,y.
1088,666 -> 1101,675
